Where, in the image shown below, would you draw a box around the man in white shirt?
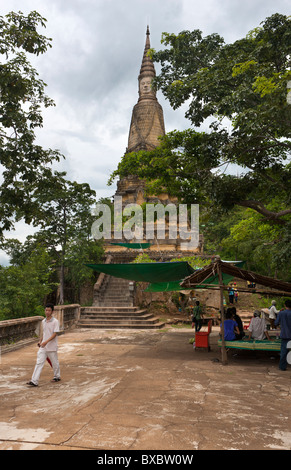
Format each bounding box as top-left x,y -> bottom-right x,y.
269,300 -> 279,329
27,304 -> 61,387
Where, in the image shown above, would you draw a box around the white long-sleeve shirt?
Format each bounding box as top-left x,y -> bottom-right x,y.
269,305 -> 279,320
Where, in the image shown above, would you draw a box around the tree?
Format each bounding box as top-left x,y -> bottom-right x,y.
0,244 -> 56,320
3,176 -> 104,305
0,11 -> 104,308
31,173 -> 99,304
65,237 -> 104,303
110,14 -> 291,225
0,11 -> 63,237
201,204 -> 291,280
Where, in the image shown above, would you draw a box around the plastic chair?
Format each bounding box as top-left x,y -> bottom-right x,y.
243,319 -> 251,330
195,320 -> 212,351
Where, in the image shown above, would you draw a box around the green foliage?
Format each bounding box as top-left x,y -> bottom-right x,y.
29,173 -> 99,304
202,203 -> 291,281
110,14 -> 291,227
0,11 -> 63,236
1,184 -> 105,307
65,237 -> 104,293
131,253 -> 209,270
170,255 -> 209,269
0,11 -> 104,313
132,253 -> 156,264
0,245 -> 57,320
109,128 -> 228,205
153,13 -> 291,134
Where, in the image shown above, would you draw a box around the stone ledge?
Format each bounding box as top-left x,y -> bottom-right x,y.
0,316 -> 44,354
0,306 -> 81,355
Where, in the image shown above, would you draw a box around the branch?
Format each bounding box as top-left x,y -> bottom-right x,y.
237,200 -> 291,224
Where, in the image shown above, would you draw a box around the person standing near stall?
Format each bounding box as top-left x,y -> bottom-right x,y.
275,299 -> 291,371
191,301 -> 203,332
269,300 -> 279,329
233,283 -> 239,303
228,285 -> 234,304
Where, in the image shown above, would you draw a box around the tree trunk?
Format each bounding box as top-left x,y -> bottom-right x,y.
59,263 -> 65,305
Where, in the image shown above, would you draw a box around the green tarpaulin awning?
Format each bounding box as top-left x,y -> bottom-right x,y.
145,280 -> 189,292
145,272 -> 235,292
145,261 -> 245,292
110,242 -> 152,249
86,261 -> 195,283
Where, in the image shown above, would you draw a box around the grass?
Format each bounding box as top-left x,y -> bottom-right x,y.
170,323 -> 192,329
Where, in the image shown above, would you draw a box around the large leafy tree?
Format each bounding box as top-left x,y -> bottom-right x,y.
3,175 -> 104,305
110,14 -> 291,225
201,203 -> 291,280
0,11 -> 63,236
30,173 -> 100,304
0,245 -> 56,319
0,11 -> 103,309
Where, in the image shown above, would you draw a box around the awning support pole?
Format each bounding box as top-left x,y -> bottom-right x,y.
217,261 -> 228,365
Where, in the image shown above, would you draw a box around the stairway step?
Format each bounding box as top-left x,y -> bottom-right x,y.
78,320 -> 160,326
81,308 -> 147,314
81,307 -> 141,313
93,301 -> 133,306
79,316 -> 159,324
102,297 -> 131,301
93,274 -> 132,307
91,275 -> 165,329
105,288 -> 129,296
80,315 -> 152,320
77,321 -> 165,329
81,314 -> 151,321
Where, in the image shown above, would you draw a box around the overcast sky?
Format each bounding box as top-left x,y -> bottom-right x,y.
0,0 -> 290,264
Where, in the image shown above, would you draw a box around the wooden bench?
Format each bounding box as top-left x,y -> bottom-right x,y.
217,338 -> 281,352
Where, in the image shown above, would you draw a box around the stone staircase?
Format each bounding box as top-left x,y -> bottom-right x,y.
77,306 -> 165,329
79,274 -> 165,329
93,275 -> 133,307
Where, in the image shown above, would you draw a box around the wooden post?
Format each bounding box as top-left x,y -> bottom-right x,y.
217,261 -> 228,365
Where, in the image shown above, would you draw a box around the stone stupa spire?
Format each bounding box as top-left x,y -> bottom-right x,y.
138,25 -> 156,101
126,26 -> 165,153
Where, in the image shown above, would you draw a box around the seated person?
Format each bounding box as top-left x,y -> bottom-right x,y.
248,310 -> 271,341
220,309 -> 240,341
231,307 -> 245,340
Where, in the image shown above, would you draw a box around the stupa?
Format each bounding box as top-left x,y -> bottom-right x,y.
115,26 -> 169,208
106,27 -> 202,259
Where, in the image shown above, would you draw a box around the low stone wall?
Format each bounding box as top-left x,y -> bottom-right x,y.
53,304 -> 80,331
0,316 -> 44,354
0,305 -> 81,355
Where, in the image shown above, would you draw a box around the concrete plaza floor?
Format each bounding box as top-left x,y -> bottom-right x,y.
0,326 -> 290,450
